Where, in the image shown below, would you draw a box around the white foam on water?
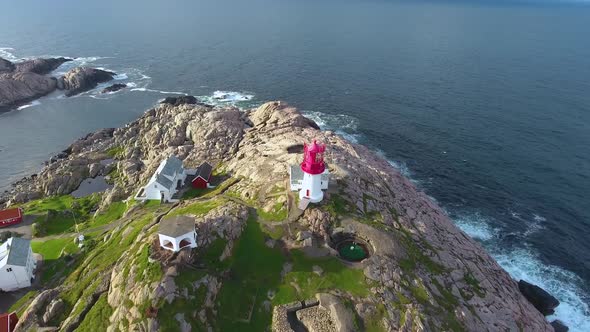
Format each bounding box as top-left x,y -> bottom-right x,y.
16,100 -> 41,111
0,47 -> 20,61
493,247 -> 590,331
111,73 -> 127,80
452,212 -> 497,241
197,90 -> 255,105
386,159 -> 413,179
302,111 -> 362,144
130,88 -> 187,95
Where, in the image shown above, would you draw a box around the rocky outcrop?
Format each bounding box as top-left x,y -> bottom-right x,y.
101,83 -> 126,94
5,100 -> 554,331
14,57 -> 71,75
14,289 -> 61,332
160,95 -> 199,106
0,71 -> 57,110
0,56 -> 106,111
0,57 -> 15,72
551,320 -> 569,332
57,67 -> 114,96
518,280 -> 560,315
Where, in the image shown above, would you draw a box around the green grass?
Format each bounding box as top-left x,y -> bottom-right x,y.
257,202 -> 288,222
273,250 -> 371,304
169,199 -> 225,217
214,215 -> 285,331
81,202 -> 127,230
134,246 -> 163,283
22,195 -> 74,215
326,193 -> 353,216
58,211 -> 155,321
182,188 -> 210,199
105,146 -> 124,159
32,237 -> 79,260
364,303 -> 387,332
32,237 -> 80,282
198,237 -> 230,271
8,290 -> 38,316
76,293 -> 113,332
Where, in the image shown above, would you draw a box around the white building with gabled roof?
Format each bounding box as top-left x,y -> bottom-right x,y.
0,237 -> 36,292
135,156 -> 187,203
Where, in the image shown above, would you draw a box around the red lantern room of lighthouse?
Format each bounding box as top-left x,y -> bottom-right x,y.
299,141 -> 327,203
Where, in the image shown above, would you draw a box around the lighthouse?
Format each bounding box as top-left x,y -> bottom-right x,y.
299,141 -> 327,203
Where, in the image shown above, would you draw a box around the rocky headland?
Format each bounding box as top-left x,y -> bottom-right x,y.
3,99 -> 558,331
0,56 -> 115,111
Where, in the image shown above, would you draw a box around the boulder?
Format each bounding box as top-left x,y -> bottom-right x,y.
159,95 -> 198,106
550,320 -> 569,332
101,83 -> 127,94
57,67 -> 114,96
518,280 -> 560,315
42,298 -> 65,324
14,57 -> 71,75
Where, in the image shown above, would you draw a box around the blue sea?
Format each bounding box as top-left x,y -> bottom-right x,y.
0,0 -> 589,329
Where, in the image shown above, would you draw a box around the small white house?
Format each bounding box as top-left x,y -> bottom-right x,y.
0,237 -> 36,292
289,165 -> 329,191
158,216 -> 197,253
135,156 -> 187,203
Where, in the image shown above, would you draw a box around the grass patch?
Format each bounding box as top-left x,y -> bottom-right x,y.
76,293 -> 113,332
32,237 -> 79,260
81,202 -> 127,230
257,202 -> 288,222
326,193 -> 353,216
364,303 -> 387,332
134,246 -> 163,283
214,215 -> 285,331
105,146 -> 124,159
198,237 -> 230,271
22,195 -> 74,215
182,188 -> 210,199
169,199 -> 224,217
273,250 -> 371,304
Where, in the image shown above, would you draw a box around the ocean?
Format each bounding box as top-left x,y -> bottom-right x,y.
1,0 -> 589,329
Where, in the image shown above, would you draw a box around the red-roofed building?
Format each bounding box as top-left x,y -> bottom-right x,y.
0,312 -> 18,332
0,208 -> 22,228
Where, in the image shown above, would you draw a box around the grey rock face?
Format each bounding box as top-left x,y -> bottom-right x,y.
14,57 -> 71,75
58,67 -> 114,96
0,71 -> 57,110
0,57 -> 15,72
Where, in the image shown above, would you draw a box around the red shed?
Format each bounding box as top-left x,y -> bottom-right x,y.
0,208 -> 23,228
191,162 -> 213,189
0,312 -> 18,332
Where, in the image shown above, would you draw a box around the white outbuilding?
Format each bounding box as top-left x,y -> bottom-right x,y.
135,156 -> 187,203
158,216 -> 197,253
0,237 -> 36,292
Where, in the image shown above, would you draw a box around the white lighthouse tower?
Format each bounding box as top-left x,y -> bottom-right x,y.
299,141 -> 326,203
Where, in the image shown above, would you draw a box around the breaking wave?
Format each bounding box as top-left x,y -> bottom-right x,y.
0,47 -> 20,62
130,88 -> 187,95
452,212 -> 497,241
302,111 -> 361,144
493,247 -> 590,331
16,100 -> 41,111
197,90 -> 255,106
